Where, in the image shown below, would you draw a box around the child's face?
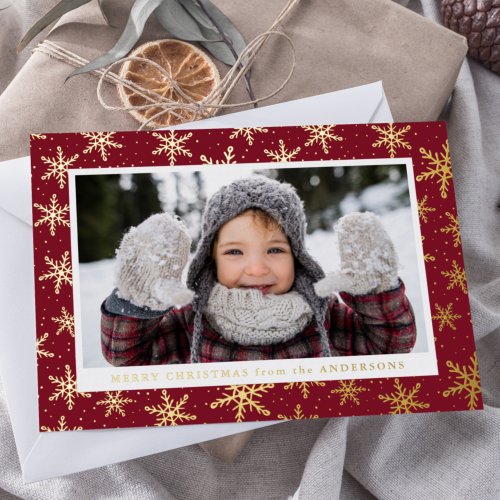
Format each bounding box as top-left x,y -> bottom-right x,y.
214,212 -> 295,295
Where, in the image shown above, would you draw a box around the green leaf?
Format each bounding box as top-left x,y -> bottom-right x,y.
194,0 -> 246,56
67,0 -> 164,79
178,0 -> 216,31
156,0 -> 248,66
17,0 -> 92,52
199,39 -> 238,65
154,0 -> 219,42
179,0 -> 247,65
97,0 -> 112,26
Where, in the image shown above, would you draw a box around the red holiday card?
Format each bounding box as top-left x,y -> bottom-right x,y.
30,122 -> 481,431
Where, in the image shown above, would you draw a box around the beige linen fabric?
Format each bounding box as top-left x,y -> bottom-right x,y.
0,0 -> 59,94
1,0 -> 499,498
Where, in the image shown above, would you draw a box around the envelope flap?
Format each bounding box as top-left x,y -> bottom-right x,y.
369,82 -> 394,122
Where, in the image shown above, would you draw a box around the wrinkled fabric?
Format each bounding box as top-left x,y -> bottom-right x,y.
1,0 -> 499,499
0,0 -> 60,94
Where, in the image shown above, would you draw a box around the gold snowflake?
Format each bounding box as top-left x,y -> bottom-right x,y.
441,260 -> 467,294
40,415 -> 83,432
330,380 -> 368,405
48,364 -> 91,410
96,391 -> 134,417
378,378 -> 430,414
443,354 -> 481,410
36,332 -> 54,359
371,124 -> 412,158
416,140 -> 452,199
303,125 -> 343,153
82,132 -> 123,161
200,146 -> 236,164
145,390 -> 196,426
283,381 -> 326,399
277,404 -> 319,420
432,303 -> 462,332
31,133 -> 47,140
421,235 -> 435,262
441,211 -> 461,247
34,194 -> 70,236
38,250 -> 72,294
52,306 -> 75,337
424,253 -> 436,263
264,140 -> 301,162
417,195 -> 436,223
229,127 -> 268,145
152,131 -> 193,166
41,146 -> 79,189
210,384 -> 274,422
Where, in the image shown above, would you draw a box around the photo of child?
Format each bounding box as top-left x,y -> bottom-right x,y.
99,173 -> 417,366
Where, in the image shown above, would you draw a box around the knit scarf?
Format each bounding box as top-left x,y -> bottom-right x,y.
204,283 -> 314,346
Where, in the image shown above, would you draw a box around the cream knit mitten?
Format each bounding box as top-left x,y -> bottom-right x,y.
314,212 -> 399,297
114,213 -> 194,310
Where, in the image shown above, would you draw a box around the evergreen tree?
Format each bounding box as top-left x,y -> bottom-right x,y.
75,173 -> 163,262
75,174 -> 122,262
274,165 -> 408,232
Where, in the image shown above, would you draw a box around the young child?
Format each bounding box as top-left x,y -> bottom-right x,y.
101,175 -> 416,365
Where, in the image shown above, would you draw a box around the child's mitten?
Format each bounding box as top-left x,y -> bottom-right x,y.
115,213 -> 194,310
314,212 -> 399,297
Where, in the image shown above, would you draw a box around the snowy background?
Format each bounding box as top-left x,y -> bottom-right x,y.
78,166 -> 430,367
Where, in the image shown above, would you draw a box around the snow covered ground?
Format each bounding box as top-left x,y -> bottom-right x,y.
79,205 -> 429,368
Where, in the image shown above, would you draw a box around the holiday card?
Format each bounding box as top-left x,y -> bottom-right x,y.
31,122 -> 481,431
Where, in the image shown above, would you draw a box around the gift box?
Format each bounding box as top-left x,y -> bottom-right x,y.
0,0 -> 467,161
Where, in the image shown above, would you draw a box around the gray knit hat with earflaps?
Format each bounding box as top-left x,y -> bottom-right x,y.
187,175 -> 332,363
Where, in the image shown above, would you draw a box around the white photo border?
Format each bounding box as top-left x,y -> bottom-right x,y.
69,158 -> 438,392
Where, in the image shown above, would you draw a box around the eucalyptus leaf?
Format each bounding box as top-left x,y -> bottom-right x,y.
97,0 -> 111,26
181,0 -> 247,65
68,0 -> 164,79
154,0 -> 219,42
195,0 -> 246,55
178,0 -> 217,31
199,39 -> 238,65
17,0 -> 92,52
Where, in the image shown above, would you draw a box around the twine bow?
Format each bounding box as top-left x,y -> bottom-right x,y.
35,0 -> 300,130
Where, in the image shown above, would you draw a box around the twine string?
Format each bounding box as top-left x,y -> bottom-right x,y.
96,30 -> 295,128
34,0 -> 300,129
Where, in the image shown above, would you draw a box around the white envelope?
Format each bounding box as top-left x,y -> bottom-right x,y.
0,81 -> 393,482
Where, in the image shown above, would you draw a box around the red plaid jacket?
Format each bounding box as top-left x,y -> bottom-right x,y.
101,282 -> 416,366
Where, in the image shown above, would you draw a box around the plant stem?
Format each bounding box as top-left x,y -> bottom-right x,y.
194,0 -> 257,106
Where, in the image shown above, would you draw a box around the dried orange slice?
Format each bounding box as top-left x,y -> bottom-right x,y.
117,39 -> 220,128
